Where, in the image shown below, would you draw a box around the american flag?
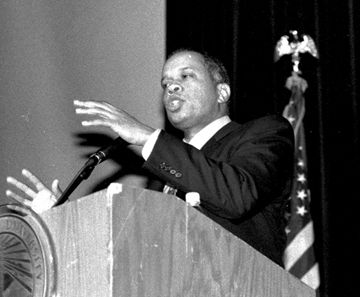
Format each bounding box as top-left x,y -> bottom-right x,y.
282,74 -> 320,291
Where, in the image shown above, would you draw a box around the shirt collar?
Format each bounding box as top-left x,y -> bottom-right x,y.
184,115 -> 231,149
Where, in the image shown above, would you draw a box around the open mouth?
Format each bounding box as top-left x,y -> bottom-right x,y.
165,97 -> 184,112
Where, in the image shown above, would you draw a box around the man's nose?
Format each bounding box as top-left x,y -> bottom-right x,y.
167,83 -> 182,95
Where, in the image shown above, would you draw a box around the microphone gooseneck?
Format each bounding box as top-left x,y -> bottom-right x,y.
54,137 -> 128,206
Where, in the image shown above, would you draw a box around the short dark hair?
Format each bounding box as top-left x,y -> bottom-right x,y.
167,49 -> 230,86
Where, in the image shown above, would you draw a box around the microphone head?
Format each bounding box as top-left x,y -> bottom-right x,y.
90,137 -> 128,165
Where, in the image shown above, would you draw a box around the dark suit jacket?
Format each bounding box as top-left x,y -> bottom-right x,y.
143,115 -> 294,266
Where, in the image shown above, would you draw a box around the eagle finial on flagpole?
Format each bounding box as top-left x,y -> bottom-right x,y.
274,30 -> 318,75
275,30 -> 319,142
275,30 -> 319,106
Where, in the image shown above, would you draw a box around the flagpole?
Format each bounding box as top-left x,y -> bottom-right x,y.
275,30 -> 320,292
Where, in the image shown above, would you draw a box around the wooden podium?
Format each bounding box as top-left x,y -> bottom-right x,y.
35,184 -> 314,297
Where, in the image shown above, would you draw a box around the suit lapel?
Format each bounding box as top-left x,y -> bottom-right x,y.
201,121 -> 241,153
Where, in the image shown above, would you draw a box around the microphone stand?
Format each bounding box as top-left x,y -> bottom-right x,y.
53,156 -> 100,207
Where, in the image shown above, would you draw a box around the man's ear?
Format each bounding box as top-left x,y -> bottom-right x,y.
216,83 -> 231,103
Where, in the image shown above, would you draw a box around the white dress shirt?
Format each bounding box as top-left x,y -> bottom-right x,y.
142,115 -> 231,160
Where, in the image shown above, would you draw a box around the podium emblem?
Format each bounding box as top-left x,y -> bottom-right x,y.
0,204 -> 56,297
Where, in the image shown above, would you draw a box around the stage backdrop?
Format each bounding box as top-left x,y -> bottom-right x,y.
0,0 -> 165,204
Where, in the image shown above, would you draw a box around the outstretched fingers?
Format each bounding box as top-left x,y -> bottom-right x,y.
80,119 -> 113,127
5,189 -> 33,206
75,107 -> 114,119
6,169 -> 60,213
22,168 -> 46,191
74,100 -> 120,124
6,176 -> 37,199
74,100 -> 115,113
73,99 -> 154,146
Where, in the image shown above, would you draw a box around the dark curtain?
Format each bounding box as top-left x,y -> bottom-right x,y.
166,1 -> 360,296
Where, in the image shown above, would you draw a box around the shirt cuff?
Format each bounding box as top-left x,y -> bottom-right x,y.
142,129 -> 162,160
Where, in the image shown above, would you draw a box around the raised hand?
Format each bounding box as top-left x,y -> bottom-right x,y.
74,100 -> 155,146
6,169 -> 62,213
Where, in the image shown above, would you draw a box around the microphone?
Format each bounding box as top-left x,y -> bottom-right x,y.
54,137 -> 128,207
88,137 -> 129,166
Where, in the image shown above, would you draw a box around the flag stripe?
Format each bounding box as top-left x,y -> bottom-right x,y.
301,263 -> 320,290
284,221 -> 315,270
288,243 -> 316,278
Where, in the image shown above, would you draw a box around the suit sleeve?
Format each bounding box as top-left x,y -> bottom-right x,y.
143,117 -> 294,219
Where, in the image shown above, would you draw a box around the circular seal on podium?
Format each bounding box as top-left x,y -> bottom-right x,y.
0,204 -> 57,297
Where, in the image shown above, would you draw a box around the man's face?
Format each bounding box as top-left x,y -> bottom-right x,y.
161,51 -> 225,137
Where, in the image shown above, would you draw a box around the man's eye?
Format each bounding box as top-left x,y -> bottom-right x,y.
182,73 -> 193,79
